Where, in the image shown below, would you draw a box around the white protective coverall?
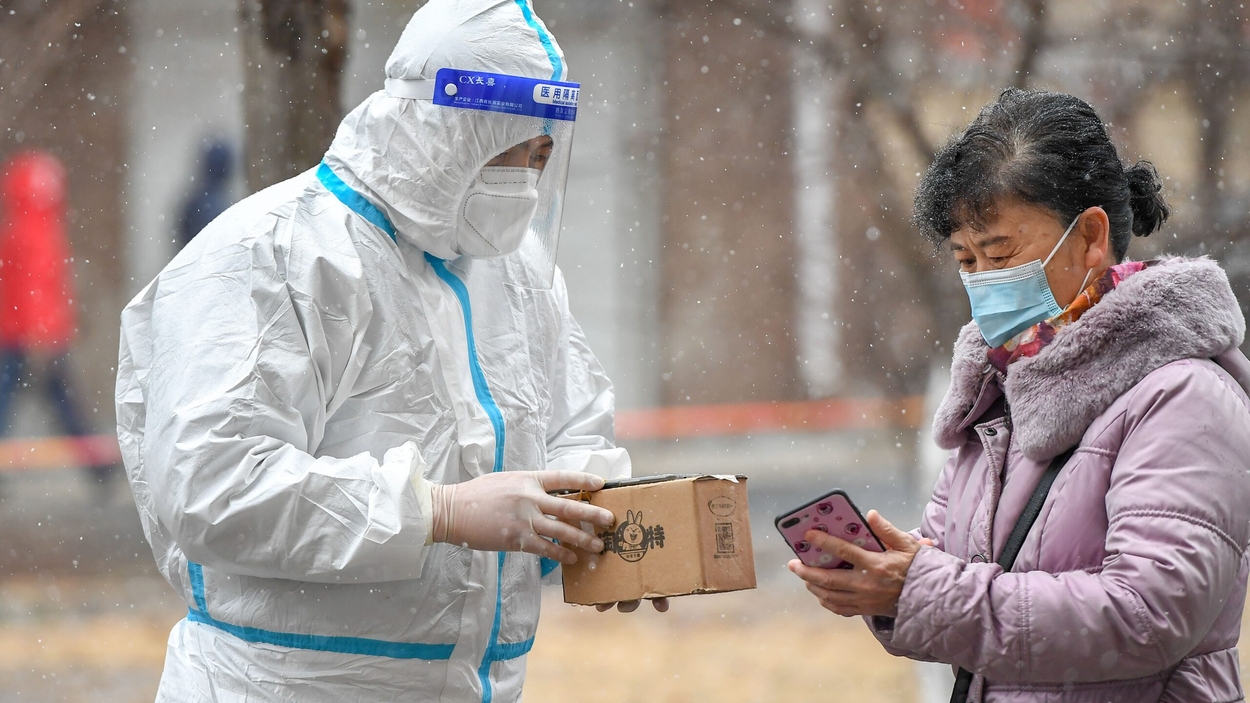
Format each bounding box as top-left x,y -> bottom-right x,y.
114,1 -> 628,700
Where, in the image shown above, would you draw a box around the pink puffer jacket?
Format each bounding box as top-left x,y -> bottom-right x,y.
871,257 -> 1250,702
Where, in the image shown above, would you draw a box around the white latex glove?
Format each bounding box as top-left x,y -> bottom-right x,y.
429,470 -> 614,563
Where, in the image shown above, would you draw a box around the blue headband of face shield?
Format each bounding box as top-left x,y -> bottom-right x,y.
959,213 -> 1091,348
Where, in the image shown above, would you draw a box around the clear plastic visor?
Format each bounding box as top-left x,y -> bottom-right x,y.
484,117 -> 574,291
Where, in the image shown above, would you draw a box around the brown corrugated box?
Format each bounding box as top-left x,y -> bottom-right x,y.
561,474 -> 756,605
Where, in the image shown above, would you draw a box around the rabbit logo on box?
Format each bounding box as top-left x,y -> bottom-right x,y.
600,510 -> 666,563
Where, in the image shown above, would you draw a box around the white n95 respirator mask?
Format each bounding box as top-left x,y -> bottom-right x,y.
455,166 -> 541,258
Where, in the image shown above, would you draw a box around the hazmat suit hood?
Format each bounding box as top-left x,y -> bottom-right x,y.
322,0 -> 566,259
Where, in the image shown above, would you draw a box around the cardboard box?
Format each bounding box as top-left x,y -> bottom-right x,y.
561,474 -> 756,605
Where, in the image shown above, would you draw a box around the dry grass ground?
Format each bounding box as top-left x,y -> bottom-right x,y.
525,587 -> 917,703
0,573 -> 1245,702
0,574 -> 915,702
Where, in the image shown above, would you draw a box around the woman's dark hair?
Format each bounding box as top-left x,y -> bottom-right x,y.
913,88 -> 1169,262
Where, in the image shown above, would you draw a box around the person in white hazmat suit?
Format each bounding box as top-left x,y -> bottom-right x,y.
115,1 -> 663,700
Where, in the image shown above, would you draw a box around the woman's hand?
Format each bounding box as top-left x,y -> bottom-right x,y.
787,510 -> 929,618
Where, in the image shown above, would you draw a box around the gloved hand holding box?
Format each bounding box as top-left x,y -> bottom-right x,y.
561,474 -> 757,605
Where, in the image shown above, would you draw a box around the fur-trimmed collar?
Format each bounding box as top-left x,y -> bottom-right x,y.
933,257 -> 1246,460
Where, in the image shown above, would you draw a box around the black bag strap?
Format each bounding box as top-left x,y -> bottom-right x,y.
949,446 -> 1076,703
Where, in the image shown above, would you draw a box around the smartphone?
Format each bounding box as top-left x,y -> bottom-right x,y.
774,489 -> 885,569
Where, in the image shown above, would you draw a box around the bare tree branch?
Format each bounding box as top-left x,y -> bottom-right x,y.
723,0 -> 936,163
841,1 -> 935,164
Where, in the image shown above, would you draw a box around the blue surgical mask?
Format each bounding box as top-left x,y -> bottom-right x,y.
960,214 -> 1091,348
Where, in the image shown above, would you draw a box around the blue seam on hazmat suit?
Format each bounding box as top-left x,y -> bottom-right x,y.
513,0 -> 563,81
184,563 -> 455,659
424,253 -> 507,474
424,253 -> 517,703
315,166 -> 534,692
316,162 -> 398,242
540,556 -> 559,577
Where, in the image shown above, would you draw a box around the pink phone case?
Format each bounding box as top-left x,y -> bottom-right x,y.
774,490 -> 885,569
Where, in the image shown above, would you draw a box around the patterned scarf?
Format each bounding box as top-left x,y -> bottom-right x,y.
987,260 -> 1151,373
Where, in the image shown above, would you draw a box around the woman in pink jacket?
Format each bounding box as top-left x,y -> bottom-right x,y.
789,88 -> 1250,702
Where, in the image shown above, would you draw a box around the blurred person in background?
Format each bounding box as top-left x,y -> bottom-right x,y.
788,88 -> 1250,702
0,151 -> 110,488
177,139 -> 235,247
115,1 -> 659,701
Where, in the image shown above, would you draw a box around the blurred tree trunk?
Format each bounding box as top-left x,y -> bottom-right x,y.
657,0 -> 802,405
239,0 -> 350,192
827,0 -> 948,396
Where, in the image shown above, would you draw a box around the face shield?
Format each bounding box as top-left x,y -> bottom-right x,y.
387,67 -> 579,290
